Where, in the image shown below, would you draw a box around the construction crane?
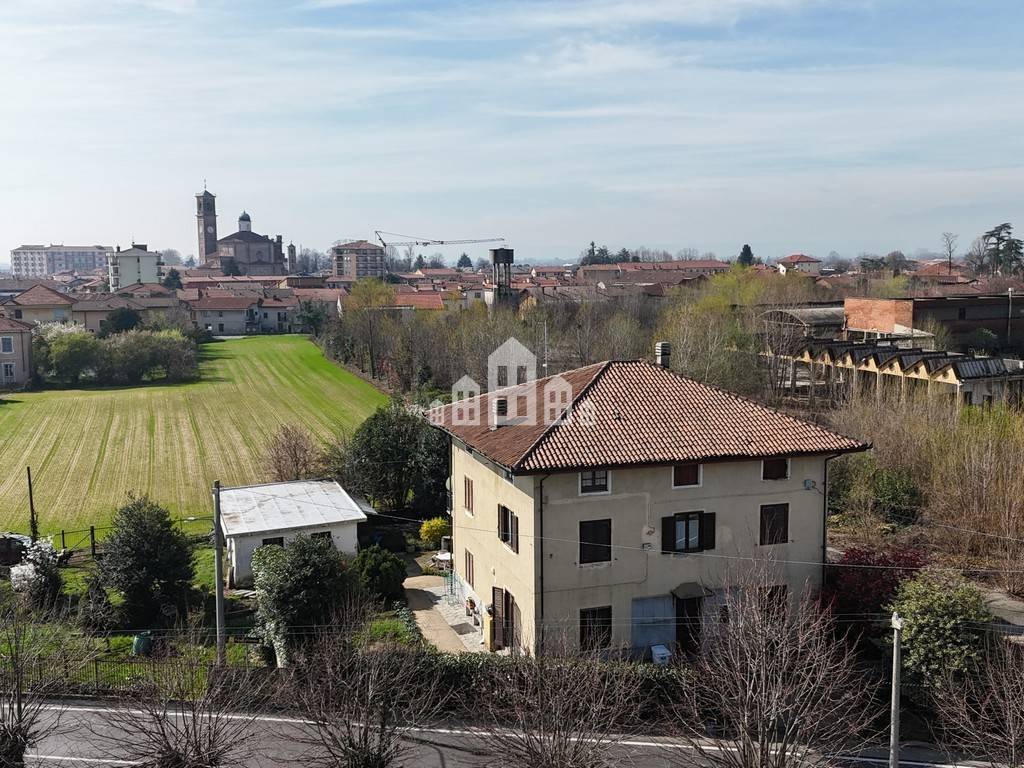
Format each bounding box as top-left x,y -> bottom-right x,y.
374,230 -> 505,249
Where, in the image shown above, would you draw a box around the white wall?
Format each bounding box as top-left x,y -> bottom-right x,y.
226,521 -> 360,587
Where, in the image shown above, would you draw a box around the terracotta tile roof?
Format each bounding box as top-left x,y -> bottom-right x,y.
293,288 -> 345,301
778,253 -> 821,264
9,284 -> 74,306
431,360 -> 866,473
334,240 -> 383,251
187,296 -> 257,310
390,292 -> 445,310
0,317 -> 32,333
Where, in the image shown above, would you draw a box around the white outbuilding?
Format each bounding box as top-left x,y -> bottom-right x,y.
218,480 -> 371,587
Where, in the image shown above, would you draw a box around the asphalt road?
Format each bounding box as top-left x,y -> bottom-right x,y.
27,703 -> 959,768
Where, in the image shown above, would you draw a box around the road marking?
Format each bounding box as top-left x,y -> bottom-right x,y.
32,757 -> 137,765
47,705 -> 968,767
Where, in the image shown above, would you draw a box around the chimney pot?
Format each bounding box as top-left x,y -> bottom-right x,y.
490,396 -> 509,430
655,341 -> 671,368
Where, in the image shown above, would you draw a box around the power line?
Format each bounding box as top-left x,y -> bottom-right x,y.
230,485 -> 1024,575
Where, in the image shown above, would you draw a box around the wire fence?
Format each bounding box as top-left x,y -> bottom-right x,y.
1,654 -> 258,697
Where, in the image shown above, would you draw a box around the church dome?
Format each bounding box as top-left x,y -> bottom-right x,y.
239,211 -> 251,222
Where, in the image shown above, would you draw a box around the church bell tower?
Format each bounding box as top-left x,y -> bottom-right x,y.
196,189 -> 218,263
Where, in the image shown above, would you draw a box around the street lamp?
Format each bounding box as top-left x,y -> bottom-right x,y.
889,612 -> 904,768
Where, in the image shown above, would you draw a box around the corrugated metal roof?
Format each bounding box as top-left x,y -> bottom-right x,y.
219,480 -> 369,537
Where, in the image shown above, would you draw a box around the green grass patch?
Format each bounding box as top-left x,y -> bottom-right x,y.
0,336 -> 387,533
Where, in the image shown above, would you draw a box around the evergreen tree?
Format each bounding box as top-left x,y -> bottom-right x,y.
457,253 -> 473,269
738,244 -> 755,266
161,268 -> 183,290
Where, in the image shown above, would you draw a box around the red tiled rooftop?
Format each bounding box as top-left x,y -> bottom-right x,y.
9,284 -> 74,306
0,317 -> 32,332
431,360 -> 866,473
778,253 -> 821,264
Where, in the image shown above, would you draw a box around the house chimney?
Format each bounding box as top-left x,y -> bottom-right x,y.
655,341 -> 671,368
490,396 -> 509,430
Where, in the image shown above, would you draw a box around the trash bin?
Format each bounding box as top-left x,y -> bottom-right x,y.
132,631 -> 153,657
651,644 -> 672,666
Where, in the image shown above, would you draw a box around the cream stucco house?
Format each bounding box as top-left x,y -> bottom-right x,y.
430,356 -> 867,657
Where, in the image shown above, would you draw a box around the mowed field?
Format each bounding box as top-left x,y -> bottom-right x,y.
0,336 -> 387,533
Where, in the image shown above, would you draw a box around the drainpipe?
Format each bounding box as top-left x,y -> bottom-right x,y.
537,474 -> 550,655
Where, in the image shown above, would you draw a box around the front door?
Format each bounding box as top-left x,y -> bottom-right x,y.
675,596 -> 703,653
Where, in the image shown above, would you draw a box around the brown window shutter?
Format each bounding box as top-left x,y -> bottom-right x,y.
661,516 -> 676,553
511,513 -> 519,553
492,587 -> 505,649
700,512 -> 716,550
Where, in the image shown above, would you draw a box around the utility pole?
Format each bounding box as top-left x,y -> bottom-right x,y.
889,611 -> 904,768
26,467 -> 38,543
212,480 -> 226,666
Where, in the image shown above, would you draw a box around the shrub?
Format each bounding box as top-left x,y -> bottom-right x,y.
78,572 -> 117,635
353,544 -> 406,603
419,517 -> 450,550
99,307 -> 142,336
826,546 -> 927,637
827,453 -> 922,525
9,540 -> 62,609
887,570 -> 993,687
48,329 -> 100,384
99,495 -> 194,627
252,535 -> 352,665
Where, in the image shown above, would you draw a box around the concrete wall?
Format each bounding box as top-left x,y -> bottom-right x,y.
226,521 -> 359,587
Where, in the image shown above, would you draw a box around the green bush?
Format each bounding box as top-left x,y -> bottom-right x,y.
419,517 -> 451,550
353,545 -> 406,603
99,495 -> 194,628
252,535 -> 353,664
887,570 -> 993,687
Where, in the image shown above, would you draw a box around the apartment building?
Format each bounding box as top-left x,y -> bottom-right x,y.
332,240 -> 386,279
10,245 -> 113,278
108,244 -> 162,290
430,354 -> 866,657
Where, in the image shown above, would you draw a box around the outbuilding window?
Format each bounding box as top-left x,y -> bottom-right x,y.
759,504 -> 789,545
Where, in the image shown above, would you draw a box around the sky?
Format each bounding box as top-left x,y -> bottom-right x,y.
1,0 -> 1023,267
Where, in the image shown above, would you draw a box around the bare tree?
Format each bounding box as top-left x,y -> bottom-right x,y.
664,577 -> 880,768
89,657 -> 270,767
264,423 -> 321,482
0,598 -> 95,766
941,232 -> 959,275
290,632 -> 447,768
934,639 -> 1024,768
474,635 -> 645,768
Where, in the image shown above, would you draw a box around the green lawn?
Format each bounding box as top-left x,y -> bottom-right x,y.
0,336 -> 387,533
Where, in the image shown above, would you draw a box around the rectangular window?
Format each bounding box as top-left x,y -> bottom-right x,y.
580,469 -> 609,494
0,337 -> 12,354
497,365 -> 508,386
760,503 -> 789,545
498,505 -> 519,553
661,512 -> 715,553
261,536 -> 284,547
2,363 -> 14,379
579,519 -> 611,564
465,550 -> 474,589
463,476 -> 474,514
580,606 -> 612,650
672,462 -> 700,487
516,365 -> 528,384
762,458 -> 790,481
311,531 -> 332,542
